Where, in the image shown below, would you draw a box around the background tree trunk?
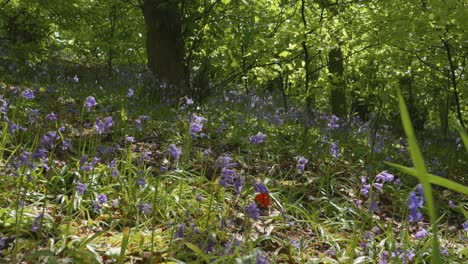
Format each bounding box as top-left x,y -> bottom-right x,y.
142,0 -> 187,99
328,47 -> 347,118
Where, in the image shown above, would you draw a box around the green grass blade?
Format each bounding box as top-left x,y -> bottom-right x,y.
385,162 -> 468,195
397,90 -> 441,263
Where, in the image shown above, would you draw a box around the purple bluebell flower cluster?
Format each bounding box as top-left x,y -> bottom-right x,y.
97,194 -> 107,204
250,132 -> 266,145
84,96 -> 97,111
31,214 -> 42,232
46,112 -> 58,121
190,114 -> 207,139
168,144 -> 182,161
76,182 -> 86,196
135,115 -> 150,131
94,116 -> 114,134
297,156 -> 308,172
408,192 -> 422,223
21,89 -> 35,100
138,203 -> 151,215
327,115 -> 339,129
253,182 -> 268,194
330,141 -> 340,158
414,226 -> 428,239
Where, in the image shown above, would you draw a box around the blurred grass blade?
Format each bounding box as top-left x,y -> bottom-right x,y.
118,227 -> 130,264
385,162 -> 468,195
397,90 -> 441,264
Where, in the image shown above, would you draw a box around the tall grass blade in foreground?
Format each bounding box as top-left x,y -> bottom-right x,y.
385,90 -> 441,263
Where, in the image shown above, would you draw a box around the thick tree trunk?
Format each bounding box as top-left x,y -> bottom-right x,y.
142,0 -> 187,99
328,47 -> 347,118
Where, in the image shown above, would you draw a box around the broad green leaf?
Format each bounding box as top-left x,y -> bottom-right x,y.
385,162 -> 468,195
397,90 -> 441,263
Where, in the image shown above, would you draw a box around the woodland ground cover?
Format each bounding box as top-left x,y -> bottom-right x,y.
0,65 -> 467,264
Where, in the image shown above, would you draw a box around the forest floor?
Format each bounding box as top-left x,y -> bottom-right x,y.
0,70 -> 467,263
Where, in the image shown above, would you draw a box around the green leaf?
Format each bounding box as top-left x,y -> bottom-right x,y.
385,162 -> 468,195
278,51 -> 290,57
396,89 -> 441,263
184,242 -> 210,262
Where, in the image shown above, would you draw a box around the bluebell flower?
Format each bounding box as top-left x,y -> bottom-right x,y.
448,200 -> 455,208
330,141 -> 340,158
31,214 -> 42,232
175,223 -> 185,238
415,226 -> 428,239
253,182 -> 269,193
0,98 -> 9,114
21,89 -> 34,99
297,156 -> 308,172
33,148 -> 48,160
137,177 -> 146,187
84,96 -> 97,111
408,192 -> 422,223
104,116 -> 114,129
46,112 -> 58,121
62,139 -> 71,150
370,200 -> 379,212
41,131 -> 59,149
378,251 -> 388,264
94,118 -> 105,134
375,171 -> 394,183
245,203 -> 261,220
255,250 -> 267,264
417,184 -> 425,207
219,167 -> 235,188
97,194 -> 107,204
203,240 -> 216,254
215,155 -> 236,168
134,118 -> 142,131
233,175 -> 244,195
76,182 -> 86,196
373,182 -> 383,191
185,96 -> 193,105
462,220 -> 468,232
6,118 -> 26,133
168,144 -> 181,161
93,201 -> 102,211
327,115 -> 339,129
189,114 -> 207,139
361,184 -> 370,195
138,203 -> 151,215
127,88 -> 134,97
250,132 -> 266,145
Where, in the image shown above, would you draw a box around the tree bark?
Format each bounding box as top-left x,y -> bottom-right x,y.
328,47 -> 347,118
442,38 -> 466,131
142,0 -> 187,99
